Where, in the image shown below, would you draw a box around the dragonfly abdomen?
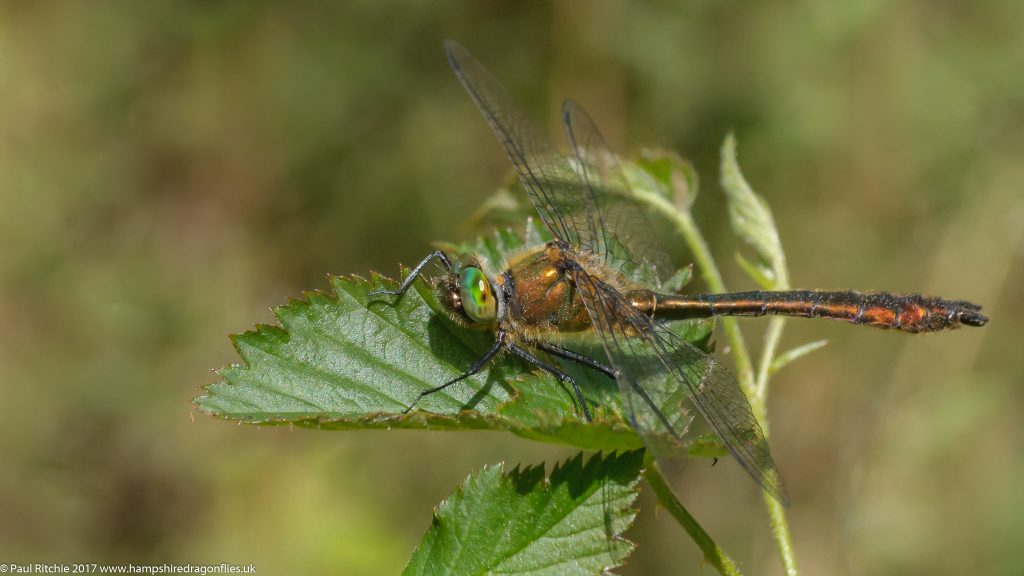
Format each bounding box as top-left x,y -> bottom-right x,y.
630,289 -> 988,333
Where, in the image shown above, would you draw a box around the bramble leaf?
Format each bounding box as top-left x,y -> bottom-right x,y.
195,225 -> 717,456
404,451 -> 643,576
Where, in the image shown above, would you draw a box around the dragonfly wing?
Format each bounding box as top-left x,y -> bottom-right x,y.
446,41 -> 675,286
573,268 -> 790,506
445,39 -> 596,251
563,100 -> 674,285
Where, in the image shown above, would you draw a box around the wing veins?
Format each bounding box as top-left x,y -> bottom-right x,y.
445,41 -> 581,248
572,268 -> 789,505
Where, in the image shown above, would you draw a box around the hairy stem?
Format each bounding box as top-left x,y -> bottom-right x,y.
634,179 -> 800,575
632,189 -> 755,393
764,489 -> 798,576
751,318 -> 784,424
643,454 -> 742,576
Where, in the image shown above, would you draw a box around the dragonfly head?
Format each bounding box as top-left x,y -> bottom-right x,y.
435,257 -> 498,326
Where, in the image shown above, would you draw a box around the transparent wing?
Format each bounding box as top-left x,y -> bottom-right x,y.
572,268 -> 790,506
446,40 -> 787,503
562,100 -> 674,285
445,40 -> 613,261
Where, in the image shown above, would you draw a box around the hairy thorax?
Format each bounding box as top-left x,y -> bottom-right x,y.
498,243 -> 596,336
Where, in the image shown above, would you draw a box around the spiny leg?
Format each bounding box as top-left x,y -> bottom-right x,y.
369,250 -> 453,300
404,330 -> 506,414
532,341 -> 615,419
532,341 -> 616,379
508,342 -> 593,422
534,342 -> 677,438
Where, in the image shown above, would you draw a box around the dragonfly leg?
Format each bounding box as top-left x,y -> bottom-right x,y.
532,342 -> 617,379
532,342 -> 676,436
508,342 -> 593,422
404,330 -> 506,414
369,250 -> 453,300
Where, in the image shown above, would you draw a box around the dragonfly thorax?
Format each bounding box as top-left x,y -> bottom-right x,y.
501,244 -> 594,334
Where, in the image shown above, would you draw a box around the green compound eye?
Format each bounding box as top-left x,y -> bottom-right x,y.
458,266 -> 496,323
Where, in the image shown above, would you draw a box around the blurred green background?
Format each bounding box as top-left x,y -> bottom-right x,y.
1,2 -> 1021,574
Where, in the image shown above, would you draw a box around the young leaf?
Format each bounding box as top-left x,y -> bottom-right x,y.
662,263 -> 695,294
403,451 -> 643,576
634,148 -> 699,209
719,136 -> 800,572
720,133 -> 788,289
769,340 -> 829,375
734,252 -> 776,291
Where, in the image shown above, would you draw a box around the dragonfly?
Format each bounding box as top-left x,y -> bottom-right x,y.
370,40 -> 988,506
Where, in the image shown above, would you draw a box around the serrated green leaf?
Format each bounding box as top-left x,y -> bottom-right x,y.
195,226 -> 716,457
197,271 -> 636,449
720,134 -> 788,290
769,340 -> 829,375
403,451 -> 643,576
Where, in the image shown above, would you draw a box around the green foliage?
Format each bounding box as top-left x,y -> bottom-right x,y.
4,3 -> 1013,574
404,451 -> 643,576
635,148 -> 700,210
193,144 -> 818,575
720,133 -> 787,290
195,223 -> 719,457
770,340 -> 829,376
720,135 -> 801,575
196,272 -> 633,452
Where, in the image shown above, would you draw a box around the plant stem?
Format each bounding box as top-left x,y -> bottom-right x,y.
643,454 -> 743,576
633,189 -> 755,393
763,489 -> 798,576
634,185 -> 800,575
751,317 -> 784,425
749,270 -> 797,574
